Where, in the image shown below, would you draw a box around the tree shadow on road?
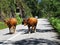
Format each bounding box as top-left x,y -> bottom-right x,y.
0,42 -> 3,44
16,28 -> 56,34
36,29 -> 56,32
1,38 -> 60,45
17,29 -> 36,34
56,34 -> 60,39
3,38 -> 59,45
4,33 -> 14,35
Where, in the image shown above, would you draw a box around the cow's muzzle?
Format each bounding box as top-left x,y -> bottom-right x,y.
22,22 -> 24,25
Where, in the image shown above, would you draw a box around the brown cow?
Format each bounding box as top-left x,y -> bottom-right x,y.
4,18 -> 17,34
22,17 -> 38,33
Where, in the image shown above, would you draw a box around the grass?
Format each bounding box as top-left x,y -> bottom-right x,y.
16,13 -> 23,25
0,13 -> 23,30
49,17 -> 60,33
0,22 -> 7,30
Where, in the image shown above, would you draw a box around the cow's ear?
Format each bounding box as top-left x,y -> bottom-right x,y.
27,18 -> 29,21
4,19 -> 8,23
3,19 -> 6,22
22,21 -> 24,24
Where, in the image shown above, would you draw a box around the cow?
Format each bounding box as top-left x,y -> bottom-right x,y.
22,17 -> 38,33
4,18 -> 17,34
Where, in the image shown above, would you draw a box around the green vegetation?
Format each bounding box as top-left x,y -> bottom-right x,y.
0,22 -> 7,30
0,0 -> 60,33
16,13 -> 23,25
0,14 -> 22,30
49,17 -> 60,33
0,0 -> 60,18
39,0 -> 60,33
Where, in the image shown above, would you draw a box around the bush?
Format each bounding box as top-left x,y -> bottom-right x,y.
56,23 -> 60,32
0,13 -> 23,30
16,13 -> 23,25
0,22 -> 7,30
49,17 -> 60,33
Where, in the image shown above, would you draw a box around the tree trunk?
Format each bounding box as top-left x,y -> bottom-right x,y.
19,6 -> 25,18
16,0 -> 25,18
11,11 -> 16,18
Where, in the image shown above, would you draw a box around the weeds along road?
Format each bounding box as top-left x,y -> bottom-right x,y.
0,18 -> 60,45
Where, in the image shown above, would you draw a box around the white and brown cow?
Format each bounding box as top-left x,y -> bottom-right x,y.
4,18 -> 17,34
22,17 -> 38,33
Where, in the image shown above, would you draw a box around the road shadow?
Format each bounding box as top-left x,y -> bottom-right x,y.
2,38 -> 60,45
56,34 -> 60,39
4,32 -> 15,35
0,40 -> 12,44
17,29 -> 36,34
16,28 -> 56,34
13,38 -> 60,45
36,29 -> 56,32
0,42 -> 3,44
41,24 -> 52,27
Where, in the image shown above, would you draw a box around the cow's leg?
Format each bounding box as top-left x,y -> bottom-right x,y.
28,26 -> 30,33
11,26 -> 16,34
34,26 -> 36,32
9,26 -> 14,34
9,25 -> 16,34
34,24 -> 37,32
9,26 -> 12,34
9,27 -> 11,33
32,26 -> 36,32
10,26 -> 14,34
13,25 -> 16,33
32,26 -> 35,32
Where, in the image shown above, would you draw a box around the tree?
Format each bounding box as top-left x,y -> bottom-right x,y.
0,0 -> 16,18
23,0 -> 42,17
16,0 -> 32,18
39,0 -> 58,18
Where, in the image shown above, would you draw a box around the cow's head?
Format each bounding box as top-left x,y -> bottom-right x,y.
4,19 -> 9,25
22,19 -> 27,26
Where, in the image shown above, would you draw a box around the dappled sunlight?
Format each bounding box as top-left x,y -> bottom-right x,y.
2,38 -> 60,45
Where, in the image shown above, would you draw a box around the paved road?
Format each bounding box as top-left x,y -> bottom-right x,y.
0,18 -> 60,45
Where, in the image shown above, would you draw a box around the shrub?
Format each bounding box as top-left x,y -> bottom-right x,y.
0,22 -> 7,30
16,13 -> 23,25
49,17 -> 60,33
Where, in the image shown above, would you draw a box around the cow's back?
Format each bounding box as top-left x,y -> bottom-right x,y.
27,18 -> 37,26
9,18 -> 17,26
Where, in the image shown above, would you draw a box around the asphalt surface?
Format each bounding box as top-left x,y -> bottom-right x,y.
0,18 -> 60,45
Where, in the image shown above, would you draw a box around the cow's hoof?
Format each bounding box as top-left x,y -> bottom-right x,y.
9,32 -> 13,34
34,30 -> 36,32
29,32 -> 30,34
9,32 -> 15,34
